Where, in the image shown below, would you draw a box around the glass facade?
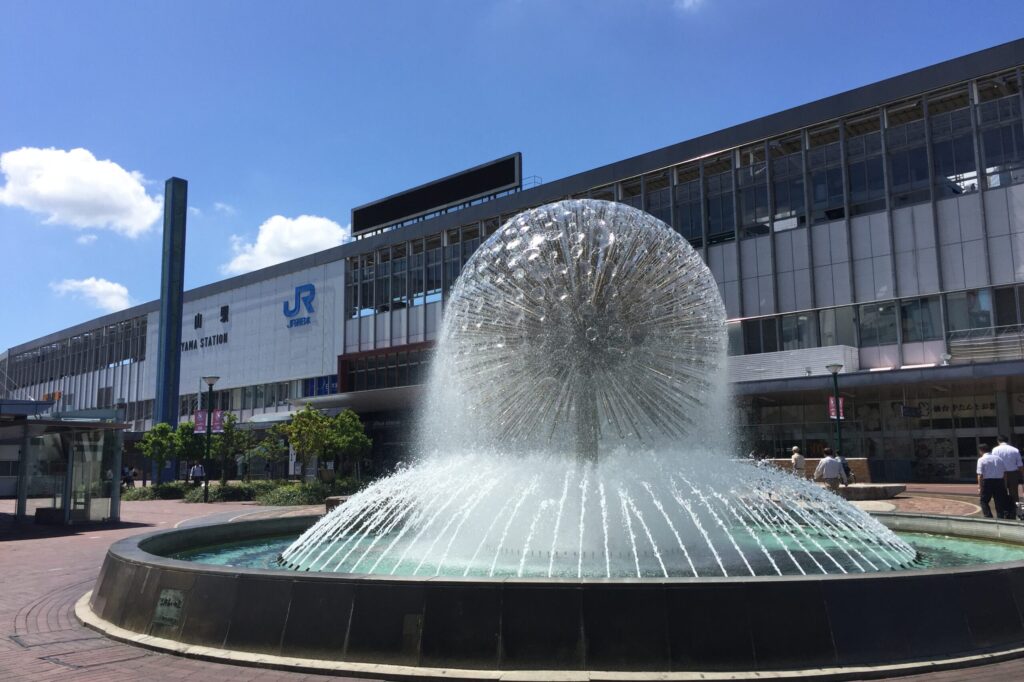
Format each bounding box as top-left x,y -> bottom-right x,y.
737,384 -> 1024,482
340,346 -> 431,392
7,316 -> 147,403
346,223 -> 489,319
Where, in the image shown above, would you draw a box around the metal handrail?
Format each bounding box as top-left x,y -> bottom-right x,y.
948,324 -> 1024,362
948,323 -> 1024,341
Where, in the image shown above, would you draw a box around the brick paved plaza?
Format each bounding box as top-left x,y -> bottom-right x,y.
1,490 -> 1022,681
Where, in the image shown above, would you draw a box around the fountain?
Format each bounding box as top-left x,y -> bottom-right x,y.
279,199 -> 916,578
80,200 -> 1024,678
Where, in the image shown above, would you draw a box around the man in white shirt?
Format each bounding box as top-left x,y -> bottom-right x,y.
188,461 -> 206,487
977,444 -> 1010,519
790,446 -> 805,478
993,435 -> 1023,519
814,448 -> 847,492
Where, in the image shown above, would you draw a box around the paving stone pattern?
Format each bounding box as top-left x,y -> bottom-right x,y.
0,499 -> 353,681
1,493 -> 1023,681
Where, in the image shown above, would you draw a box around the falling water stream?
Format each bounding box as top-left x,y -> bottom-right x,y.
280,200 -> 917,577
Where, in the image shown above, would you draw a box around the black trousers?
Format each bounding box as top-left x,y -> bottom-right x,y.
980,478 -> 1010,519
1007,471 -> 1022,517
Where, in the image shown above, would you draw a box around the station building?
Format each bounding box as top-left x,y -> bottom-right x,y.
4,39 -> 1024,483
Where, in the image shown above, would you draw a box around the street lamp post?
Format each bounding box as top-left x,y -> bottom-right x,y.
826,363 -> 843,457
201,376 -> 219,503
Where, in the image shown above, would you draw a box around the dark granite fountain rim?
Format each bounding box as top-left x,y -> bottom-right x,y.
115,511 -> 1024,585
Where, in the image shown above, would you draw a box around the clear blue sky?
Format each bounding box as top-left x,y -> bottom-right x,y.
1,0 -> 1022,351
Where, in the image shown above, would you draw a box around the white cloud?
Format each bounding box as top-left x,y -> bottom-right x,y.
222,214 -> 350,275
188,206 -> 202,217
76,234 -> 97,245
213,201 -> 236,215
50,277 -> 131,312
0,147 -> 162,237
673,0 -> 704,11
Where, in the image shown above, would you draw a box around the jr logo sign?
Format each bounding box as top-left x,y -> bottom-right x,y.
284,283 -> 315,328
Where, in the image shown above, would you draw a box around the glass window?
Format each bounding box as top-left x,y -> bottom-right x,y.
932,133 -> 978,196
808,125 -> 845,224
704,157 -> 734,243
738,145 -> 769,236
443,232 -> 460,295
620,179 -> 643,208
391,244 -> 407,309
673,165 -> 702,246
818,306 -> 857,346
858,302 -> 898,346
845,115 -> 885,215
410,240 -> 425,306
929,89 -> 978,196
886,99 -> 930,207
461,226 -> 481,265
375,249 -> 391,312
994,286 -> 1019,327
780,312 -> 817,350
741,317 -> 778,354
946,289 -> 993,332
771,136 -> 805,231
644,172 -> 671,224
359,253 -> 375,316
978,73 -> 1024,187
425,235 -> 442,303
726,321 -> 743,356
900,296 -> 942,342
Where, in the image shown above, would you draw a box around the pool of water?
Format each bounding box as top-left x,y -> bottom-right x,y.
169,530 -> 1024,575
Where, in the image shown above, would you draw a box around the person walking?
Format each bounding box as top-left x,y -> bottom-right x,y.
790,446 -> 805,479
993,435 -> 1023,519
977,444 -> 1010,519
188,461 -> 205,487
814,448 -> 847,492
837,452 -> 854,485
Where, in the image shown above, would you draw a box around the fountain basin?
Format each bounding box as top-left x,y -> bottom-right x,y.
80,513 -> 1024,678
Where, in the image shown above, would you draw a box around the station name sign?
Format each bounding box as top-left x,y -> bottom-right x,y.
181,332 -> 228,352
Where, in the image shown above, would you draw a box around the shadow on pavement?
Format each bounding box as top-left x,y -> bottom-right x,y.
0,514 -> 153,540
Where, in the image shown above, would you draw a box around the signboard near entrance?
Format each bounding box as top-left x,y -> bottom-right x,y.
828,396 -> 845,420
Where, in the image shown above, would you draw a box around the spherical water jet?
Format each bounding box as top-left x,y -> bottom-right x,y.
281,199 -> 916,577
427,200 -> 725,461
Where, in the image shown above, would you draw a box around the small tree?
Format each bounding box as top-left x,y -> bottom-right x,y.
333,409 -> 372,481
215,413 -> 253,485
139,422 -> 179,484
248,422 -> 290,481
285,404 -> 334,482
176,421 -> 207,477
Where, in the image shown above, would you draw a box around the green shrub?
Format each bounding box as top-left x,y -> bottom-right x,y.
255,478 -> 362,506
183,482 -> 259,503
120,481 -> 189,501
121,486 -> 155,501
153,481 -> 190,499
174,478 -> 363,505
247,479 -> 284,496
